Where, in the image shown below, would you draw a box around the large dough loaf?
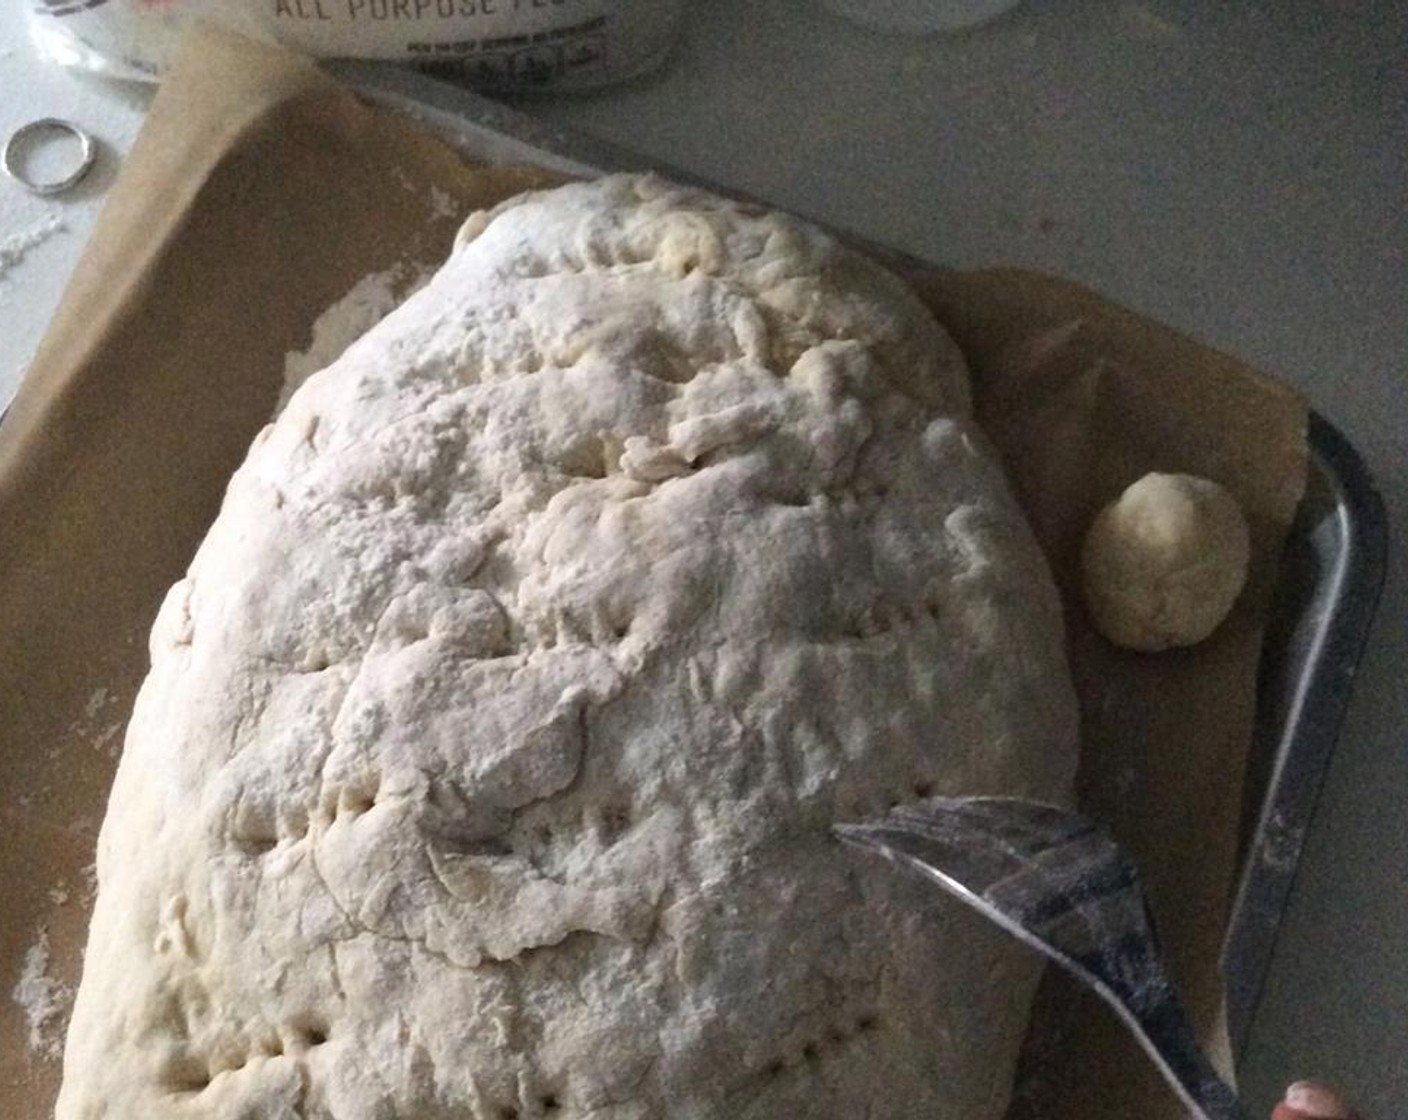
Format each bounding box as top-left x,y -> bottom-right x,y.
58,175 -> 1078,1120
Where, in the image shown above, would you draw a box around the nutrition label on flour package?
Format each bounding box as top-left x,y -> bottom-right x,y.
27,0 -> 685,88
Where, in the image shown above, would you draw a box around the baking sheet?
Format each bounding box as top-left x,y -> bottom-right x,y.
0,25 -> 1325,1120
334,60 -> 1392,1061
1222,413 -> 1388,1052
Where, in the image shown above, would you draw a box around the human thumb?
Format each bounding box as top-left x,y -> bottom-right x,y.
1271,1080 -> 1356,1120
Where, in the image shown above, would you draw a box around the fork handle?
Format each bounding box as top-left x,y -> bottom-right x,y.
1122,982 -> 1252,1120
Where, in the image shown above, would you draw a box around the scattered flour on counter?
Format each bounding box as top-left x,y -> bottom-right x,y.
80,862 -> 98,900
276,263 -> 429,414
92,720 -> 124,757
11,930 -> 73,1060
385,169 -> 458,221
82,686 -> 110,720
429,185 -> 459,221
0,213 -> 67,280
64,682 -> 124,758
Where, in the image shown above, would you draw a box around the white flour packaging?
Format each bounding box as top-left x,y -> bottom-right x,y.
27,0 -> 688,87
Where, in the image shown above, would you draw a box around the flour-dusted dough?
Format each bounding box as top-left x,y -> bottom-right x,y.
1081,471 -> 1251,651
58,175 -> 1077,1120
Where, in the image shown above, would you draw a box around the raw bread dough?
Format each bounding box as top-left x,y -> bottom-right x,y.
1081,471 -> 1251,651
57,175 -> 1077,1120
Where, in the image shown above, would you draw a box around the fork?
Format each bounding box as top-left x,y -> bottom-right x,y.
834,796 -> 1251,1120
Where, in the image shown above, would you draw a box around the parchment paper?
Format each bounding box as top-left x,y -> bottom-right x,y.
0,27 -> 1306,1119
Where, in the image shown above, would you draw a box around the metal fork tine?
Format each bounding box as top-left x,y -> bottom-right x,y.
835,795 -> 1251,1120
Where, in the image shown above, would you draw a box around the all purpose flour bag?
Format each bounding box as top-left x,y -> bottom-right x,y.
26,0 -> 688,90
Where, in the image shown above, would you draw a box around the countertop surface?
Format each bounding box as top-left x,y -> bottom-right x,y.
1,2 -> 1403,1115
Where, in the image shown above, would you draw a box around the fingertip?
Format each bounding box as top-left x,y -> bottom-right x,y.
1271,1080 -> 1354,1120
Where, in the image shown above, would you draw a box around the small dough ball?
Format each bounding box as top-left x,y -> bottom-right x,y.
1081,472 -> 1251,651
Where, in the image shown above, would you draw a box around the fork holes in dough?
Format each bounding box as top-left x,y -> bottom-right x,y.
165,1067 -> 211,1095
288,1018 -> 330,1049
599,803 -> 632,843
232,832 -> 277,856
338,779 -> 381,818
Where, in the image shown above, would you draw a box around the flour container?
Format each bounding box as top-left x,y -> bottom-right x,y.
817,0 -> 1020,34
27,0 -> 690,89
